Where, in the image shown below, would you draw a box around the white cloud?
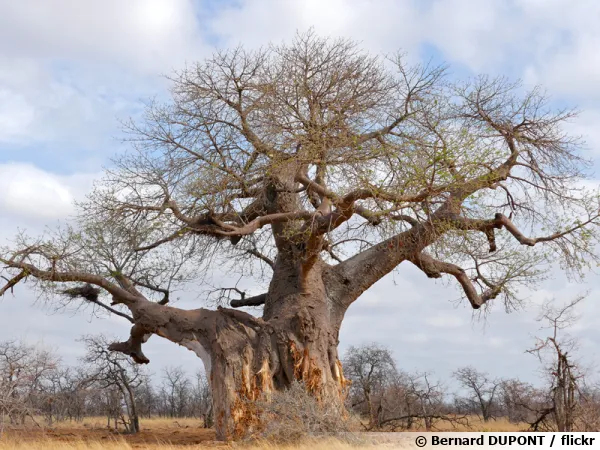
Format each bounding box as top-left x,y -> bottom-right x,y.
403,333 -> 431,344
0,60 -> 99,146
565,109 -> 600,157
210,0 -> 423,55
488,337 -> 506,348
0,0 -> 206,74
0,163 -> 98,220
425,314 -> 466,328
424,0 -> 522,71
209,0 -> 600,105
0,0 -> 211,149
0,88 -> 35,141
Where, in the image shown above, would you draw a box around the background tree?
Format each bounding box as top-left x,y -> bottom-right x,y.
190,370 -> 213,428
343,343 -> 396,428
3,30 -> 600,439
453,366 -> 500,422
134,376 -> 158,420
379,371 -> 458,431
578,383 -> 600,432
80,334 -> 146,434
158,366 -> 192,419
498,378 -> 539,424
527,296 -> 587,431
403,372 -> 449,431
344,344 -> 468,431
38,366 -> 88,425
0,340 -> 58,431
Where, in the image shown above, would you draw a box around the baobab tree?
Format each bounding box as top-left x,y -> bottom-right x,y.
2,31 -> 600,439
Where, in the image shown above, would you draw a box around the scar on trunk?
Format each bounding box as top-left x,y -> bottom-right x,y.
231,358 -> 274,438
290,341 -> 323,398
334,359 -> 351,394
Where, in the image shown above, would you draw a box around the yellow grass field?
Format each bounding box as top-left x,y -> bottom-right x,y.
0,416 -> 527,449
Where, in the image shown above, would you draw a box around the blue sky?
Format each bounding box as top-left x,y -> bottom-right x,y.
1,0 -> 600,387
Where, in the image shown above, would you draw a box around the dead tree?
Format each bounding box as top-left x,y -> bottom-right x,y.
3,30 -> 600,439
578,384 -> 600,431
527,296 -> 587,431
406,372 -> 448,431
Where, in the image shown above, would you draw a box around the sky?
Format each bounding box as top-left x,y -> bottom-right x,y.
1,0 -> 600,388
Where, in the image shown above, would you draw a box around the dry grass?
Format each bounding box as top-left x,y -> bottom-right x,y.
0,437 -> 367,450
0,415 -> 528,449
388,416 -> 526,432
1,416 -> 218,449
463,417 -> 526,432
49,416 -> 209,431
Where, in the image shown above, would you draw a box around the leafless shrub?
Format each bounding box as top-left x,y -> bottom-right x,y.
344,344 -> 468,431
253,381 -> 350,443
578,385 -> 600,431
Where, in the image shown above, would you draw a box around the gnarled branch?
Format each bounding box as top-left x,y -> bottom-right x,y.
410,253 -> 502,309
108,324 -> 151,364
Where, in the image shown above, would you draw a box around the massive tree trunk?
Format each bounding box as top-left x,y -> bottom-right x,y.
112,256 -> 350,440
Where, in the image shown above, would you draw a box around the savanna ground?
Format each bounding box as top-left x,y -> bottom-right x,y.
1,416 -> 525,449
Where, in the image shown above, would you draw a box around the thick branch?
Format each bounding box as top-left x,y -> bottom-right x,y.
230,293 -> 267,308
108,324 -> 150,364
328,225 -> 428,312
0,258 -> 140,306
296,173 -> 447,209
196,210 -> 316,238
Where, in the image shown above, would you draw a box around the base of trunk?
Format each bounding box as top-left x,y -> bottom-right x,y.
205,310 -> 350,440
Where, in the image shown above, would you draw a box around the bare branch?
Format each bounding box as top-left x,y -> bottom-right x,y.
410,253 -> 502,309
